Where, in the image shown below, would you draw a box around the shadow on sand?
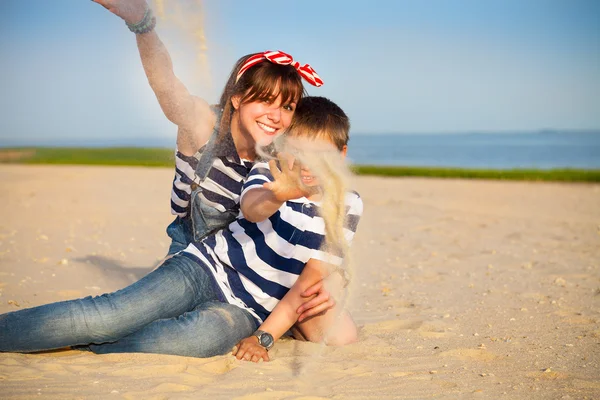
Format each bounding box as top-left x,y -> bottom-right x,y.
73,255 -> 159,283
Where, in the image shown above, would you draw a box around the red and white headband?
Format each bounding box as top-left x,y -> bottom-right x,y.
236,50 -> 324,87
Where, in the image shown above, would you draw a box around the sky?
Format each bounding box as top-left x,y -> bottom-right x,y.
0,0 -> 599,146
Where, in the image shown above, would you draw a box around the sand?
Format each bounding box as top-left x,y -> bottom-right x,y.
0,164 -> 599,399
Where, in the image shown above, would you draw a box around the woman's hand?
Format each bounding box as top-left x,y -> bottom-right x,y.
92,0 -> 148,24
263,154 -> 314,202
296,280 -> 335,322
232,336 -> 269,362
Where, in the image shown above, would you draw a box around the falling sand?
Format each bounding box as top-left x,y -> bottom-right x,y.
260,133 -> 362,351
152,0 -> 211,91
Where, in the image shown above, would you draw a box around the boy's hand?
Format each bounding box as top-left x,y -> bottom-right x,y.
92,0 -> 148,24
232,336 -> 269,362
296,280 -> 336,322
263,154 -> 314,202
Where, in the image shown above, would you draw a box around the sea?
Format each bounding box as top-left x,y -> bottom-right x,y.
347,131 -> 600,170
2,130 -> 599,170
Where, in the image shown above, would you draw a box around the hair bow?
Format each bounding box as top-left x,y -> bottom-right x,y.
236,50 -> 323,87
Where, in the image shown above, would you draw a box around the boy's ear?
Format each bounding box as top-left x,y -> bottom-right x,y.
231,94 -> 242,110
340,145 -> 348,158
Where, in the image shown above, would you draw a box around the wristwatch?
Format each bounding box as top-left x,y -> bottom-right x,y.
253,329 -> 274,351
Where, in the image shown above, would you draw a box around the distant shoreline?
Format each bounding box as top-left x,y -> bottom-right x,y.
1,147 -> 598,183
2,129 -> 599,148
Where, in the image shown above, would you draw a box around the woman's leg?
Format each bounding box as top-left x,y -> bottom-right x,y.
0,255 -> 219,353
88,301 -> 258,358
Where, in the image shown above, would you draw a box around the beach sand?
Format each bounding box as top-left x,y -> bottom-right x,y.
0,164 -> 599,399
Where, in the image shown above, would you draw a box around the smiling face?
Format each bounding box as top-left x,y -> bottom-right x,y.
299,165 -> 319,186
297,140 -> 348,188
278,96 -> 351,193
224,58 -> 305,157
233,93 -> 296,147
279,134 -> 348,192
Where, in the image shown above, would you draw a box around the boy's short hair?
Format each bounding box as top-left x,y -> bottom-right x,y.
287,96 -> 350,151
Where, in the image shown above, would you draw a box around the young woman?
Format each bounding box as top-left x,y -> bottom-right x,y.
95,1 -> 334,324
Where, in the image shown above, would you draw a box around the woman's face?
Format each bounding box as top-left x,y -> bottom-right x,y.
233,94 -> 296,147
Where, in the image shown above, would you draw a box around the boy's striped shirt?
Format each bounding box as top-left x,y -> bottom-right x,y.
183,161 -> 363,322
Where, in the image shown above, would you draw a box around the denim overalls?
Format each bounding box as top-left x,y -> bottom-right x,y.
166,118 -> 239,255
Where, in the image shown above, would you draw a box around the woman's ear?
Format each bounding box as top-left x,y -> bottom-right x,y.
231,94 -> 242,110
340,145 -> 348,158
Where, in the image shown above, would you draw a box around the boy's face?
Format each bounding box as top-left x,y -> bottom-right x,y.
293,137 -> 347,188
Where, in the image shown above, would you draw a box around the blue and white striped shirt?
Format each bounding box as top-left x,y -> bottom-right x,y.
170,136 -> 253,218
182,161 -> 363,322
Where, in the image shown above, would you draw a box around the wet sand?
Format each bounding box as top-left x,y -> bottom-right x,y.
0,164 -> 599,399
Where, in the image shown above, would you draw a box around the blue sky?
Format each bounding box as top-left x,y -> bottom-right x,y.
0,0 -> 599,146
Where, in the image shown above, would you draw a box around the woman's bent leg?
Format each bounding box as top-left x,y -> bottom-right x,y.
89,301 -> 258,358
0,255 -> 218,353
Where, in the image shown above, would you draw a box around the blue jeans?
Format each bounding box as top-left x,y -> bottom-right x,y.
0,254 -> 258,358
166,216 -> 195,255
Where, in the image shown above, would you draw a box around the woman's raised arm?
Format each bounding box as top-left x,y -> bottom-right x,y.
92,0 -> 214,154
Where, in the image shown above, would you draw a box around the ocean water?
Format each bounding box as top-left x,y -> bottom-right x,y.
347,131 -> 600,170
2,131 -> 599,170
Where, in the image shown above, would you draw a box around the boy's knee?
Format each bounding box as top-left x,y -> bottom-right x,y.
293,310 -> 358,346
324,324 -> 358,346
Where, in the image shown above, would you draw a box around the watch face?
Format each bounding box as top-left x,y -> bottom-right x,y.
259,332 -> 274,349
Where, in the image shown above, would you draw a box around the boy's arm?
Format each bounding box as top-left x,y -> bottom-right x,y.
239,185 -> 285,224
232,258 -> 331,362
241,158 -> 313,223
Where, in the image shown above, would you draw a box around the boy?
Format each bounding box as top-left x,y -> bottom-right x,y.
224,96 -> 363,361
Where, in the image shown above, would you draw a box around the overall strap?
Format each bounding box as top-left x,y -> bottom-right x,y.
194,112 -> 221,182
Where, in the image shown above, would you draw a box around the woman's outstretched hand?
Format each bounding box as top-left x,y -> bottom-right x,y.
91,0 -> 148,24
296,280 -> 335,322
232,336 -> 269,362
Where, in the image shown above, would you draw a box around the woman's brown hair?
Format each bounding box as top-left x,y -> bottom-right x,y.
216,53 -> 306,142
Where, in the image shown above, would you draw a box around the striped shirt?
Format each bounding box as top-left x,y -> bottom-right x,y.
182,161 -> 363,323
170,134 -> 253,218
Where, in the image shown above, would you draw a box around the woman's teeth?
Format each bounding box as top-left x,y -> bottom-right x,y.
257,122 -> 276,133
